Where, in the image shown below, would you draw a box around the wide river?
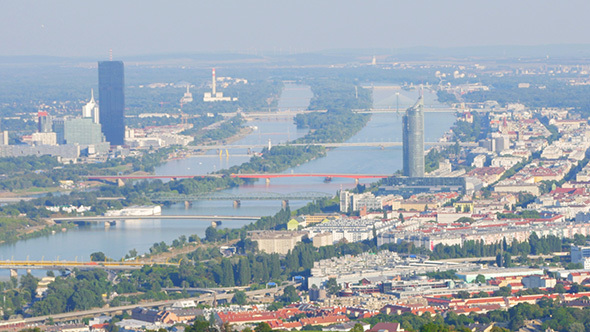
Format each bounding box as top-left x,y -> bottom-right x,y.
0,85 -> 455,268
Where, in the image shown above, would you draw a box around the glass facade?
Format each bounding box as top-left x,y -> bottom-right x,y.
402,96 -> 424,177
98,61 -> 125,146
64,118 -> 104,145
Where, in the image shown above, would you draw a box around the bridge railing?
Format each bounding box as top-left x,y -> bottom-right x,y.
149,191 -> 333,202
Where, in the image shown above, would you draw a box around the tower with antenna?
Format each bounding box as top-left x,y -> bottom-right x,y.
212,68 -> 216,95
203,68 -> 236,102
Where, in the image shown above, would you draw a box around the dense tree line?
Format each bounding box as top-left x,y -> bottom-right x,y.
464,79 -> 590,117
294,110 -> 370,144
0,155 -> 60,174
452,113 -> 490,143
424,143 -> 461,173
190,116 -> 245,144
225,145 -> 326,175
379,233 -> 570,263
0,147 -> 173,191
306,79 -> 372,112
28,270 -> 111,317
436,90 -> 458,104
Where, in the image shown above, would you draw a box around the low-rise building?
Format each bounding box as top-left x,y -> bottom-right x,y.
456,268 -> 544,283
521,275 -> 557,289
306,218 -> 396,245
249,231 -> 307,255
313,232 -> 334,248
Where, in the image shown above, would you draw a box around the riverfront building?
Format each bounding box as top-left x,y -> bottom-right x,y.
402,96 -> 424,177
98,61 -> 125,146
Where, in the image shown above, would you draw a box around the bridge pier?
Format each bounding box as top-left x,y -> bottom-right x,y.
282,200 -> 289,209
355,178 -> 359,185
265,178 -> 270,185
117,179 -> 125,187
9,269 -> 17,278
233,200 -> 241,208
184,201 -> 192,209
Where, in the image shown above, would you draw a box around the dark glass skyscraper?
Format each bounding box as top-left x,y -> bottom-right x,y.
402,96 -> 424,177
98,61 -> 125,146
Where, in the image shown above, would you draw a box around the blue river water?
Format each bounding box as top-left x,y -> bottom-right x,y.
0,85 -> 455,268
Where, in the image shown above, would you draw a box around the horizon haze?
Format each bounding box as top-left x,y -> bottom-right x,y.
2,0 -> 590,58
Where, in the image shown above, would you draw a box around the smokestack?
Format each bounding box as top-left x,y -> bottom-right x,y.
212,68 -> 216,95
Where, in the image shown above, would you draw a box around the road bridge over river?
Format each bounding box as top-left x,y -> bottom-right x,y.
352,107 -> 458,114
53,215 -> 262,223
149,191 -> 333,207
186,141 -> 476,151
87,173 -> 390,182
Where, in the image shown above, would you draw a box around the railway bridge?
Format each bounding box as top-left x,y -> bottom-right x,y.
149,191 -> 334,208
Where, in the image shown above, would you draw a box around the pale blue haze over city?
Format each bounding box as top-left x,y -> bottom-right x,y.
1,0 -> 590,57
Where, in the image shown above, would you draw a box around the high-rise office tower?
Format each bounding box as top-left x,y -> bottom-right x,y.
402,96 -> 424,177
38,111 -> 52,133
98,61 -> 125,146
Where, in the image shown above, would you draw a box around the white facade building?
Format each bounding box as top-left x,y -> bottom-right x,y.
82,89 -> 100,124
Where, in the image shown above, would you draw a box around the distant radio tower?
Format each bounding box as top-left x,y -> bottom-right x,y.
212,68 -> 217,95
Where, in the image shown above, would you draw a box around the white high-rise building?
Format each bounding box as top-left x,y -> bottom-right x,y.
82,89 -> 100,124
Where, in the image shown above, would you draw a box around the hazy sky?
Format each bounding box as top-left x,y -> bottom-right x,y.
2,0 -> 590,57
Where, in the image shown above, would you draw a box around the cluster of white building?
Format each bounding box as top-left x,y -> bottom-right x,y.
125,124 -> 194,148
308,250 -> 476,288
306,217 -> 397,245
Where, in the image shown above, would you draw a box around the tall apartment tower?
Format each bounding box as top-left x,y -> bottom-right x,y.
37,111 -> 52,133
98,61 -> 125,146
402,96 -> 425,177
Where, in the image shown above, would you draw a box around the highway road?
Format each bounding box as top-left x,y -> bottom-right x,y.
17,282 -> 292,324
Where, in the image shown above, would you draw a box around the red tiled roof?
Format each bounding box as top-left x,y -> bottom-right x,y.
367,322 -> 403,332
300,315 -> 349,326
